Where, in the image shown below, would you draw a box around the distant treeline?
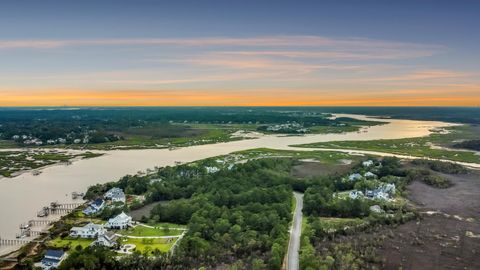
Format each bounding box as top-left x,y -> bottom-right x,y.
0,108 -> 372,145
454,140 -> 480,151
288,107 -> 480,124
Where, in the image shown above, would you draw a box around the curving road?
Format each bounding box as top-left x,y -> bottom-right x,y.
287,192 -> 304,270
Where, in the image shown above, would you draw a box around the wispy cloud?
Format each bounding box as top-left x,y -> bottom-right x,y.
0,35 -> 445,57
364,69 -> 470,82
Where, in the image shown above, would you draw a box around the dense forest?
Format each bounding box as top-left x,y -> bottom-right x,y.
454,139 -> 480,151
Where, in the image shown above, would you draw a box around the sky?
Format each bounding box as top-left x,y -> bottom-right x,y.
0,0 -> 479,106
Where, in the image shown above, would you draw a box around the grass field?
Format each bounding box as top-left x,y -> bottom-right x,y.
117,224 -> 184,237
317,217 -> 368,232
47,237 -> 94,249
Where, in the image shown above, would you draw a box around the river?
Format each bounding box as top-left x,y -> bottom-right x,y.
0,114 -> 460,254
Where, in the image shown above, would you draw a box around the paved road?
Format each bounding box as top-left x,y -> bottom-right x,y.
287,192 -> 304,270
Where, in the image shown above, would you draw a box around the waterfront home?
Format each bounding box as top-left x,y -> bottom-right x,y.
362,160 -> 374,167
105,212 -> 132,229
70,222 -> 106,238
40,249 -> 67,270
93,231 -> 119,248
348,173 -> 363,181
104,187 -> 126,203
82,198 -> 105,215
364,172 -> 377,179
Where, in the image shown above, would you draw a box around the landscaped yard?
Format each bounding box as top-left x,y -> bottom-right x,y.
117,224 -> 184,237
121,237 -> 176,253
48,237 -> 95,249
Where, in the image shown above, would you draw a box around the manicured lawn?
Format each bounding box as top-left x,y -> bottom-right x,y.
118,224 -> 184,237
48,237 -> 94,249
122,237 -> 176,253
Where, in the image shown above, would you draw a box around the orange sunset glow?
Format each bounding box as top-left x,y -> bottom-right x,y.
1,87 -> 479,107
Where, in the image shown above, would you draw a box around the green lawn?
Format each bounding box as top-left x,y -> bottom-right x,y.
0,140 -> 17,148
118,224 -> 184,237
48,237 -> 94,249
122,237 -> 176,253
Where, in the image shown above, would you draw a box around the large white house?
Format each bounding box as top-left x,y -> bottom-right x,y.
105,212 -> 132,229
104,187 -> 126,203
70,222 -> 105,238
362,160 -> 374,167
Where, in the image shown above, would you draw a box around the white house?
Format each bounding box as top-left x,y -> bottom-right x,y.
105,212 -> 132,229
82,198 -> 105,215
349,190 -> 364,199
104,187 -> 126,203
362,160 -> 374,167
93,231 -> 119,248
70,222 -> 105,238
205,166 -> 220,174
40,249 -> 67,270
348,173 -> 363,181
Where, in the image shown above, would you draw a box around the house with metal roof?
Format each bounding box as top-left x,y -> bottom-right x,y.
40,249 -> 67,269
93,231 -> 119,248
82,198 -> 105,215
